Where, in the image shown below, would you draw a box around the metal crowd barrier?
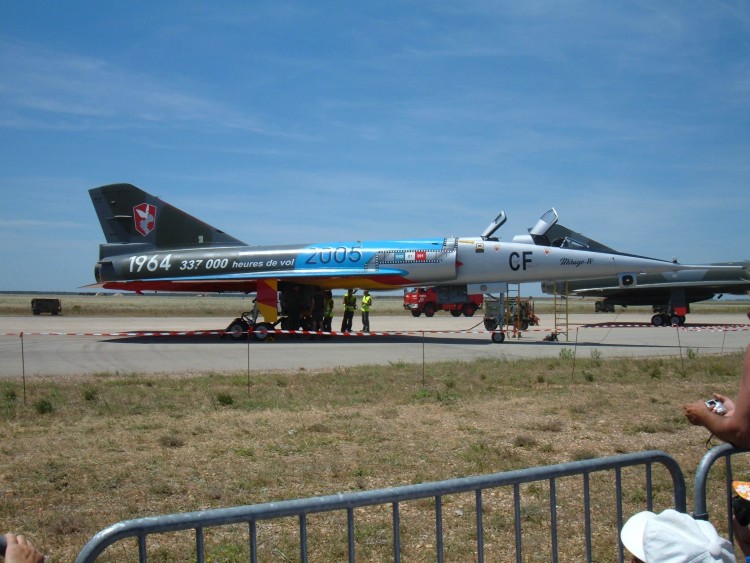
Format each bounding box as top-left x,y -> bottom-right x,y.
693,443 -> 750,545
76,450 -> 685,563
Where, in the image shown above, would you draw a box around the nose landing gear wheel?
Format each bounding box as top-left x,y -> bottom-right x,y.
491,331 -> 505,343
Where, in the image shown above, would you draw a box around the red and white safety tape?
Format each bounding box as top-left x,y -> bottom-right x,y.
2,323 -> 748,338
581,323 -> 750,332
3,330 -> 225,337
3,329 -> 498,338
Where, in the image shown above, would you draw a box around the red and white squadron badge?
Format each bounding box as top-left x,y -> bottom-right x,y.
133,203 -> 157,236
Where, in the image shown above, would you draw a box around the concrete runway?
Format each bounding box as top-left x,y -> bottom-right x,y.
1,312 -> 748,377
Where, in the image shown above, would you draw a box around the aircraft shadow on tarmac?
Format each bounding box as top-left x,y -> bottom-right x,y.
102,333 -> 692,350
106,334 -> 494,346
98,319 -> 749,348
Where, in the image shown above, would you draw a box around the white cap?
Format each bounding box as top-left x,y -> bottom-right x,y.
620,509 -> 735,562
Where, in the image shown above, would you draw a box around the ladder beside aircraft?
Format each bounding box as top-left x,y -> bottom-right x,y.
505,283 -> 520,337
552,282 -> 569,341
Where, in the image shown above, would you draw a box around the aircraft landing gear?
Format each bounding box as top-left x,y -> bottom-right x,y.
491,331 -> 506,343
651,313 -> 666,327
650,313 -> 686,327
224,315 -> 279,342
223,303 -> 279,342
227,318 -> 250,339
482,286 -> 507,343
252,322 -> 275,342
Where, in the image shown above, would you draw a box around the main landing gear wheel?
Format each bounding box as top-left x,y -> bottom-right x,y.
651,313 -> 685,327
227,321 -> 249,340
491,331 -> 505,344
252,322 -> 275,342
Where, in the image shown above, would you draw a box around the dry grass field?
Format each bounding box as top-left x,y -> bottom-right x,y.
2,351 -> 750,561
1,294 -> 750,561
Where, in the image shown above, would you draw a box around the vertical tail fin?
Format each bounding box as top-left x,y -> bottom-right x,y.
89,183 -> 246,259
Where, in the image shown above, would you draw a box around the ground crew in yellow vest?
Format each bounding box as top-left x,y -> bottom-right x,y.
361,290 -> 372,332
341,289 -> 357,332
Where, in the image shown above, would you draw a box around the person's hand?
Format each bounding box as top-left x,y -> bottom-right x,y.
3,534 -> 45,563
684,400 -> 710,425
713,393 -> 736,417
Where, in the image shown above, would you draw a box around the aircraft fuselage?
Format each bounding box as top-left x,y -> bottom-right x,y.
95,235 -> 679,293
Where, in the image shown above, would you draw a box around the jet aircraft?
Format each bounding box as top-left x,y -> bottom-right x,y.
90,184 -> 714,341
541,261 -> 750,326
507,215 -> 749,326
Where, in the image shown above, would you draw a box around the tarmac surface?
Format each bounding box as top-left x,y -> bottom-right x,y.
1,312 -> 749,377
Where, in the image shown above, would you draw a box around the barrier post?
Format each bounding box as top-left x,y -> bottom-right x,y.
20,331 -> 26,405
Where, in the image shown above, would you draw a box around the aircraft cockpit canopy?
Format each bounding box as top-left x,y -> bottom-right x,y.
481,211 -> 507,240
527,208 -> 559,246
529,209 -> 559,237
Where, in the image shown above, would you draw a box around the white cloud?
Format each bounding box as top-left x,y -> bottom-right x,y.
0,39 -> 283,136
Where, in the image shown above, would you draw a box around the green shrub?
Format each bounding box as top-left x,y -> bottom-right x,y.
34,399 -> 54,415
559,348 -> 574,360
216,392 -> 234,406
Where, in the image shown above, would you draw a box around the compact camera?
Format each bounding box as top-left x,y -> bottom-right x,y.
705,399 -> 727,415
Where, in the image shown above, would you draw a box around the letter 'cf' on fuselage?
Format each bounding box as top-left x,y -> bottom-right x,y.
90,183 -> 698,317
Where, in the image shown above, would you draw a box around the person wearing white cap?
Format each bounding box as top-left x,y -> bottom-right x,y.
620,509 -> 736,562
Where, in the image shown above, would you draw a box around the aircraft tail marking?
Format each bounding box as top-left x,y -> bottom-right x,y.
90,183 -> 246,259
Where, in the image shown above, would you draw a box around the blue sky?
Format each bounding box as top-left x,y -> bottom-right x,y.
1,1 -> 748,293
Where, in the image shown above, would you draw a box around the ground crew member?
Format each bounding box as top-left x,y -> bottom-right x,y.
341,289 -> 356,332
311,287 -> 325,332
360,290 -> 372,332
323,290 -> 334,333
282,285 -> 303,331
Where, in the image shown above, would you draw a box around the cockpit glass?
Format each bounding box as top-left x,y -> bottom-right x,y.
530,208 -> 559,236
539,209 -> 557,224
561,237 -> 587,250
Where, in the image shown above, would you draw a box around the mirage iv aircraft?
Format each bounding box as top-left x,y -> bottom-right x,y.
541,262 -> 750,326
506,215 -> 749,326
90,183 -> 704,342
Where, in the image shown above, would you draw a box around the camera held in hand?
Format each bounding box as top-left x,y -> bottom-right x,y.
705,399 -> 727,415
